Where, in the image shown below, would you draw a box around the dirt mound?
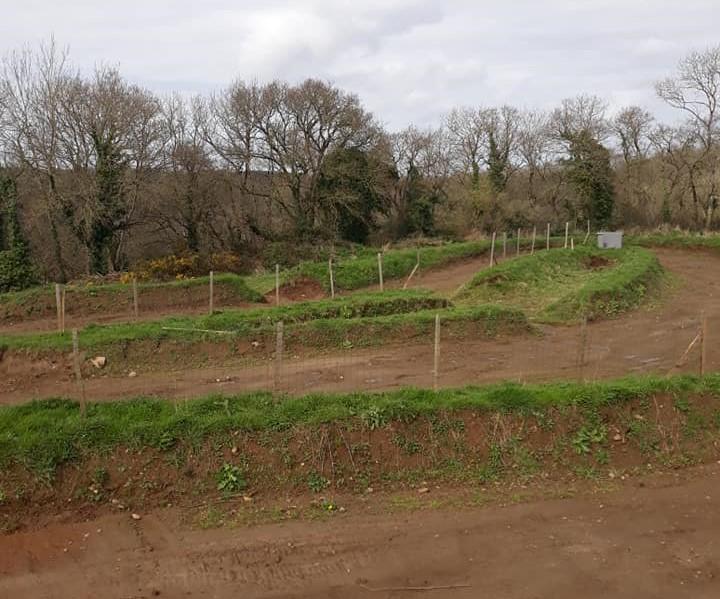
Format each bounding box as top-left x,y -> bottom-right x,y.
583,254 -> 611,270
275,277 -> 326,301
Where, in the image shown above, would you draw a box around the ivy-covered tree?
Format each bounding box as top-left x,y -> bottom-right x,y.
564,130 -> 615,228
317,147 -> 394,243
0,174 -> 37,291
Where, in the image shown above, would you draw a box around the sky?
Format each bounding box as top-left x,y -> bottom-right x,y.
2,0 -> 718,129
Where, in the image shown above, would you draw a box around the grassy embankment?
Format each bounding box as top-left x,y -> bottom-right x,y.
456,246 -> 664,322
0,373 -> 718,486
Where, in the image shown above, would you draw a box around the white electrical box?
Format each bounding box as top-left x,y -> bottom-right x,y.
597,231 -> 623,249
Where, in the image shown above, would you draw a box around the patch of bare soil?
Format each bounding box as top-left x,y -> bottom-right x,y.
273,277 -> 326,302
2,463 -> 720,598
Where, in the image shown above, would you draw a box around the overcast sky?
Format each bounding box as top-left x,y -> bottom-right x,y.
2,0 -> 718,129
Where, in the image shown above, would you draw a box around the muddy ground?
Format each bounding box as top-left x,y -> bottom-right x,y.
1,464 -> 719,598
2,248 -> 718,404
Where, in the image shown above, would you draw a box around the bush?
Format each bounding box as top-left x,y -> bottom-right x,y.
130,251 -> 247,281
0,248 -> 38,293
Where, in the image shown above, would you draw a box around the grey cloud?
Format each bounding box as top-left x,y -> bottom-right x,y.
2,0 -> 718,129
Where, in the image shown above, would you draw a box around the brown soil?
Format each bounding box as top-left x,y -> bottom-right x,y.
2,248 -> 717,405
273,277 -> 326,302
2,463 -> 720,598
0,282 -> 261,334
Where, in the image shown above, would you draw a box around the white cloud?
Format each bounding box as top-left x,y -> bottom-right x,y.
1,0 -> 718,128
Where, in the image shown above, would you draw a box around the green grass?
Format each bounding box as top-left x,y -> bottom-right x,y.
0,291 -> 526,353
456,246 -> 663,322
1,373 -> 717,474
293,241 -> 493,291
0,273 -> 265,311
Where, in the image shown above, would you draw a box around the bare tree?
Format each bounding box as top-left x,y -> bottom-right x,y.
0,39 -> 76,280
656,46 -> 720,228
56,67 -> 164,273
612,106 -> 654,163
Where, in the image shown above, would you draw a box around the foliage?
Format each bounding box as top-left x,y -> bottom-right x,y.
216,463 -> 247,494
0,175 -> 37,292
563,130 -> 615,228
128,251 -> 247,282
316,147 -> 394,244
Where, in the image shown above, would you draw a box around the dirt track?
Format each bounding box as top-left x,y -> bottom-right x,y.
2,464 -> 719,598
2,248 -> 718,404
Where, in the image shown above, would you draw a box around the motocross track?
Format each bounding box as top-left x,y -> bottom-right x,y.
1,464 -> 719,598
2,248 -> 718,404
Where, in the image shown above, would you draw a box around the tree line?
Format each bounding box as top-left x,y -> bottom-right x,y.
0,40 -> 718,286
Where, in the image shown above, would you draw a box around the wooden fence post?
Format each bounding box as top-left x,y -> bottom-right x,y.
377,252 -> 384,292
571,238 -> 575,251
502,232 -> 507,258
516,228 -> 521,256
701,312 -> 708,375
72,329 -> 86,414
577,315 -> 588,380
208,270 -> 215,314
132,277 -> 139,319
564,222 -> 569,249
433,313 -> 440,391
531,226 -> 537,255
489,232 -> 496,267
274,320 -> 284,391
328,258 -> 335,299
275,264 -> 280,306
55,283 -> 63,332
546,223 -> 551,250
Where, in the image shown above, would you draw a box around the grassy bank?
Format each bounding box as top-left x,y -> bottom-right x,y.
1,373 -> 717,475
457,246 -> 664,322
0,292 -> 525,354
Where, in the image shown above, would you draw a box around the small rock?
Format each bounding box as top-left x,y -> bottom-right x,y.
231,446 -> 238,454
128,371 -> 137,378
131,513 -> 142,521
242,495 -> 253,502
90,356 -> 107,369
251,341 -> 260,348
418,487 -> 430,494
613,433 -> 622,441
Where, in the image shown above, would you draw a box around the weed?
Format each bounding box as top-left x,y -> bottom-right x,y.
572,425 -> 607,455
216,463 -> 247,495
307,471 -> 330,493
